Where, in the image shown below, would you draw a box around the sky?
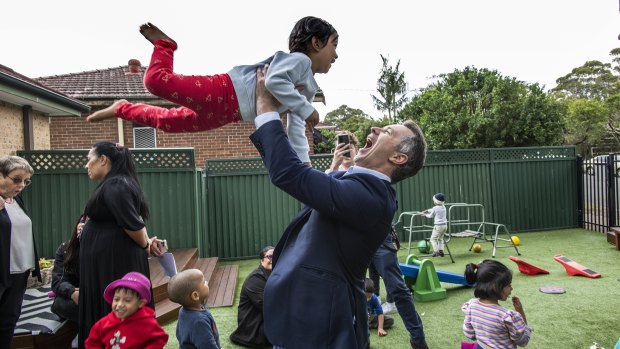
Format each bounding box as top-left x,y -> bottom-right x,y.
2,0 -> 619,119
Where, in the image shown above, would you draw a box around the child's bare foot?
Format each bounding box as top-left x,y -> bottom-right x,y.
86,100 -> 127,122
139,22 -> 176,46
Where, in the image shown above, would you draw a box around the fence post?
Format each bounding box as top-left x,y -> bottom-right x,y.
608,154 -> 617,228
576,155 -> 584,228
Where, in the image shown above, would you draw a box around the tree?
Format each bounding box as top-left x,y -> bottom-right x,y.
322,105 -> 377,148
372,55 -> 408,122
558,98 -> 608,155
552,48 -> 620,154
324,105 -> 369,125
400,66 -> 563,149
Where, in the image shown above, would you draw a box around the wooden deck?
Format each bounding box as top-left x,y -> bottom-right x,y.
152,249 -> 238,325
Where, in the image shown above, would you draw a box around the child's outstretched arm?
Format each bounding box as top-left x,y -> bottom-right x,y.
377,314 -> 387,337
512,296 -> 527,324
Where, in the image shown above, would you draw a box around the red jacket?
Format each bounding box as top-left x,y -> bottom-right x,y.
85,306 -> 168,349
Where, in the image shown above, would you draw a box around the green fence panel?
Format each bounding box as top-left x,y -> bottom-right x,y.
491,146 -> 578,233
17,148 -> 199,258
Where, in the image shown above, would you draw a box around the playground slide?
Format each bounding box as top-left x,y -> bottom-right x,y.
399,263 -> 473,286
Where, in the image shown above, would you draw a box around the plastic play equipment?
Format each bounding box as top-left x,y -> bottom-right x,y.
553,255 -> 601,278
400,255 -> 446,302
400,255 -> 474,302
508,256 -> 549,275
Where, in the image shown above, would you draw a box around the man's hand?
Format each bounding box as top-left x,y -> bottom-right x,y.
256,64 -> 281,114
306,110 -> 319,128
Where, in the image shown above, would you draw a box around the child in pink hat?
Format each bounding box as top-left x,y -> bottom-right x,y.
85,272 -> 168,349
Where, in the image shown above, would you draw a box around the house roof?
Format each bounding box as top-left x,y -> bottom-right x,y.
36,60 -> 157,100
0,64 -> 90,115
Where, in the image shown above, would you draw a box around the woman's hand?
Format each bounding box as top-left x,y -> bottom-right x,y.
148,236 -> 165,257
329,143 -> 355,172
71,289 -> 79,304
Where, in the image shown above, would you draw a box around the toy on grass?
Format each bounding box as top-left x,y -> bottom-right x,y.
400,255 -> 474,302
401,255 -> 446,302
472,243 -> 482,253
508,256 -> 549,275
511,235 -> 521,246
539,286 -> 565,294
553,255 -> 601,278
417,239 -> 431,254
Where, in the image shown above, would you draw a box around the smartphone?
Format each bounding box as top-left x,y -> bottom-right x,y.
337,134 -> 351,158
337,134 -> 350,145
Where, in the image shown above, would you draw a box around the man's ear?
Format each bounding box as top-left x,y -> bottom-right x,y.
389,152 -> 408,166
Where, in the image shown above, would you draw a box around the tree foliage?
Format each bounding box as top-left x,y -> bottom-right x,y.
372,55 -> 408,122
552,48 -> 620,154
400,66 -> 563,149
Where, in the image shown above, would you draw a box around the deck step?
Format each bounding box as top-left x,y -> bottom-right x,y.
206,264 -> 238,308
154,254 -> 235,325
150,248 -> 199,303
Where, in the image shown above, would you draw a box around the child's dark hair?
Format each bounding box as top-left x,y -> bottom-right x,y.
364,278 -> 375,294
114,286 -> 141,300
289,16 -> 337,54
464,260 -> 512,300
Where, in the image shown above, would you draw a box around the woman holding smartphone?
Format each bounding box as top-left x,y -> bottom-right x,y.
325,131 -> 358,174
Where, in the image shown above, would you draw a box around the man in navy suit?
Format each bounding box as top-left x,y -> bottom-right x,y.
250,66 -> 428,349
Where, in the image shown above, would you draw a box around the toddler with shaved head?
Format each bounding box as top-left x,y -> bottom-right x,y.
168,269 -> 221,349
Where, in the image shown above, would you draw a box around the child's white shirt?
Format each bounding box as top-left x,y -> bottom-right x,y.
425,205 -> 447,225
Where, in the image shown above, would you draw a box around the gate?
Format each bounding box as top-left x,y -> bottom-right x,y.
578,153 -> 620,232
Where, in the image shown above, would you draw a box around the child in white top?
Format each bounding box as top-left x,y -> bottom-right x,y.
87,17 -> 339,164
421,193 -> 447,257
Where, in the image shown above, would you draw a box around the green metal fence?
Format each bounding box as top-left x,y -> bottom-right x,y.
17,148 -> 199,258
16,145 -> 578,260
203,146 -> 578,259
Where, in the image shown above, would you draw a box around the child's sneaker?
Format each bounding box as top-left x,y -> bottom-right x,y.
439,250 -> 445,257
431,252 -> 440,257
381,302 -> 397,314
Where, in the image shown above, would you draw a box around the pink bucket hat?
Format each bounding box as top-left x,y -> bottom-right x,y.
104,272 -> 151,304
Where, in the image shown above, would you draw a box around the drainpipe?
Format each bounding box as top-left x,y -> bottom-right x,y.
117,118 -> 125,146
22,105 -> 34,150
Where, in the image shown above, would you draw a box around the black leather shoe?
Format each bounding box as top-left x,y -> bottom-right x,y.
411,339 -> 429,349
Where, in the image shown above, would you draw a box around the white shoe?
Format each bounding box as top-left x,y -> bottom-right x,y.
381,302 -> 397,314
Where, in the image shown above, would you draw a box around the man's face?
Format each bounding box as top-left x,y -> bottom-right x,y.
354,124 -> 413,170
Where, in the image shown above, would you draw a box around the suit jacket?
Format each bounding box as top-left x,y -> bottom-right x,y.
0,194 -> 41,287
250,120 -> 396,349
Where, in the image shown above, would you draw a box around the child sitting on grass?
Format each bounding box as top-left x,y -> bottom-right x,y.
168,269 -> 221,349
85,272 -> 168,348
365,278 -> 393,337
462,260 -> 531,348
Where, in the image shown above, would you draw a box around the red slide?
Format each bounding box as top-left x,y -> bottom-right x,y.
508,256 -> 549,275
553,255 -> 601,278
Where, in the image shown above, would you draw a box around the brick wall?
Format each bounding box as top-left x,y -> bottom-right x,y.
0,101 -> 51,155
50,114 -> 315,167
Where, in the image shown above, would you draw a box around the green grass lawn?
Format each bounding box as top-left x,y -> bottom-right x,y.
163,229 -> 620,349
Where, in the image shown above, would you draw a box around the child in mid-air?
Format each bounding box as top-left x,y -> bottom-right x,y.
85,272 -> 168,349
462,260 -> 531,349
87,16 -> 339,164
167,269 -> 221,349
421,193 -> 447,257
365,278 -> 393,337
